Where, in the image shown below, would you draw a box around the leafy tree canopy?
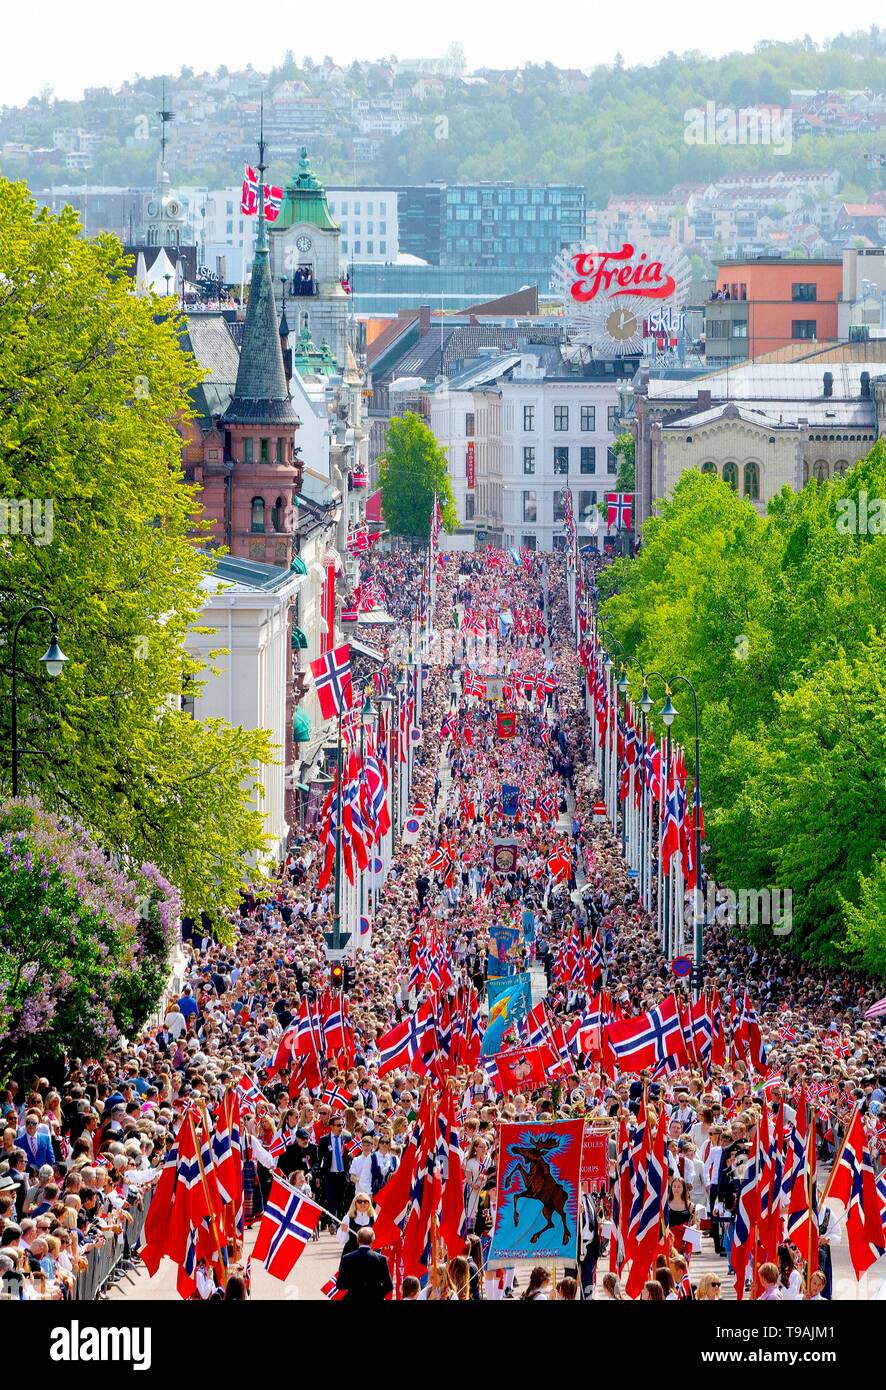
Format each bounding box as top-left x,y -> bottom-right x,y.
378,411 -> 458,540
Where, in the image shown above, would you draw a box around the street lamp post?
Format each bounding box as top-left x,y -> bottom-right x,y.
10,606 -> 68,796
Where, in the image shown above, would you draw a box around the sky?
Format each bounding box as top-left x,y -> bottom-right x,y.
1,0 -> 884,106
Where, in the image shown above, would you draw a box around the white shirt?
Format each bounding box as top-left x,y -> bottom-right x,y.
348,1153 -> 375,1192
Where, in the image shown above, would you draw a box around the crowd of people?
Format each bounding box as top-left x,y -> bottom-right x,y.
2,542 -> 886,1303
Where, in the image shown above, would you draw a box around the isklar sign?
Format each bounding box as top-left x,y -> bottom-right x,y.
551,241 -> 691,356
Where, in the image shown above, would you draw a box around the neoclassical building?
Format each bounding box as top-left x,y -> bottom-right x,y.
633,361 -> 886,520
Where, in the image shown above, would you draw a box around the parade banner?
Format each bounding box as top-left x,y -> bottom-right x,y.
497,710 -> 518,740
501,783 -> 520,818
489,1120 -> 583,1262
488,923 -> 522,978
482,972 -> 532,1054
492,838 -> 521,874
580,1128 -> 609,1188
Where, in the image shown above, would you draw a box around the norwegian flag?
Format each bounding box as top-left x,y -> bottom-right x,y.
321,1273 -> 346,1300
377,1002 -> 436,1077
347,526 -> 371,555
824,1108 -> 886,1278
310,644 -> 354,720
241,164 -> 259,215
603,993 -> 689,1074
252,1178 -> 322,1280
546,844 -> 572,884
236,1072 -> 262,1110
268,1127 -> 296,1160
264,183 -> 284,222
322,1082 -> 350,1112
606,492 -> 633,529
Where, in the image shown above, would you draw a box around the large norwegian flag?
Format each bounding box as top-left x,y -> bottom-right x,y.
604,992 -> 689,1074
376,1002 -> 436,1076
823,1108 -> 886,1277
241,165 -> 259,215
310,643 -> 354,720
606,491 -> 633,529
253,1177 -> 322,1280
264,183 -> 284,222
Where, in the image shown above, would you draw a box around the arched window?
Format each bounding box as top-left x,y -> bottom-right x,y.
722,461 -> 738,491
272,496 -> 283,531
743,461 -> 760,500
802,459 -> 810,484
813,459 -> 829,484
834,459 -> 849,475
250,497 -> 265,532
700,461 -> 718,475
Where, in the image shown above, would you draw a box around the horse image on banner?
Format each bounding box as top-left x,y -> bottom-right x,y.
488,1119 -> 583,1261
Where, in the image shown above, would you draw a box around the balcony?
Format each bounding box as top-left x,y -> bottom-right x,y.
290,268 -> 317,297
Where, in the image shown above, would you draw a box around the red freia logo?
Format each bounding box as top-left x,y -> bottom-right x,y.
570,243 -> 677,303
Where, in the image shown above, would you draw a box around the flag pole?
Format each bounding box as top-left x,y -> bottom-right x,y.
332,702 -> 344,953
819,1102 -> 859,1205
806,1106 -> 816,1295
189,1110 -> 228,1287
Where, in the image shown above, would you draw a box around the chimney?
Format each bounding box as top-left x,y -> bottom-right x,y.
861,370 -> 871,399
419,304 -> 431,336
697,389 -> 712,411
823,371 -> 834,398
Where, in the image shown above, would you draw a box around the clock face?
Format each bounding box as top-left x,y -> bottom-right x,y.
606,307 -> 638,341
295,234 -> 313,252
165,199 -> 181,218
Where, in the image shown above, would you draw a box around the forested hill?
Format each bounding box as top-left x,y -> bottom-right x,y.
4,29 -> 886,199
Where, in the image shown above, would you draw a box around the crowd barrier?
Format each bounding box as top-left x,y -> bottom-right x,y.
74,1186 -> 153,1301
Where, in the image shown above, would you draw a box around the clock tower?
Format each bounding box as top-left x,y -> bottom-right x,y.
268,147 -> 349,370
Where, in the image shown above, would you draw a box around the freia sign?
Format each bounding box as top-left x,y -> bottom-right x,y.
569,243 -> 677,303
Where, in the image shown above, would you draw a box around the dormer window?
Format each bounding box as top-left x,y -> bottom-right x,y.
276,438 -> 285,463
260,438 -> 270,463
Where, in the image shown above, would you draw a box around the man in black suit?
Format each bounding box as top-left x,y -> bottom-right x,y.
337,1227 -> 393,1302
316,1115 -> 351,1226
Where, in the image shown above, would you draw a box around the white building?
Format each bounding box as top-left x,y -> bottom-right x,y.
179,185 -> 257,284
327,188 -> 399,264
186,556 -> 305,862
429,344 -> 633,551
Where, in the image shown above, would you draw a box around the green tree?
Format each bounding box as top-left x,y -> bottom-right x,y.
0,181 -> 273,928
378,411 -> 458,540
0,800 -> 179,1073
613,432 -> 636,492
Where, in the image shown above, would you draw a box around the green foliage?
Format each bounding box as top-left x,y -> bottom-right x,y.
0,180 -> 273,928
599,442 -> 886,968
613,433 -> 635,492
378,411 -> 458,539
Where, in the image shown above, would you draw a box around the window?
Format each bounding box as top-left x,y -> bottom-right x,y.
464,494 -> 475,520
607,406 -> 619,431
581,405 -> 596,431
244,437 -> 254,464
580,446 -> 596,474
552,533 -> 567,552
732,320 -> 748,338
579,490 -> 596,516
380,241 -> 386,255
792,320 -> 817,340
554,405 -> 569,431
260,438 -> 270,463
553,447 -> 569,475
522,490 -> 537,523
271,496 -> 283,530
250,497 -> 265,532
523,405 -> 535,431
792,283 -> 817,302
522,534 -> 537,551
722,461 -> 738,490
813,459 -> 829,483
701,461 -> 718,475
465,412 -> 475,437
523,447 -> 536,474
606,447 -> 618,475
367,241 -> 374,255
744,461 -> 760,500
276,438 -> 284,463
553,492 -> 567,523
